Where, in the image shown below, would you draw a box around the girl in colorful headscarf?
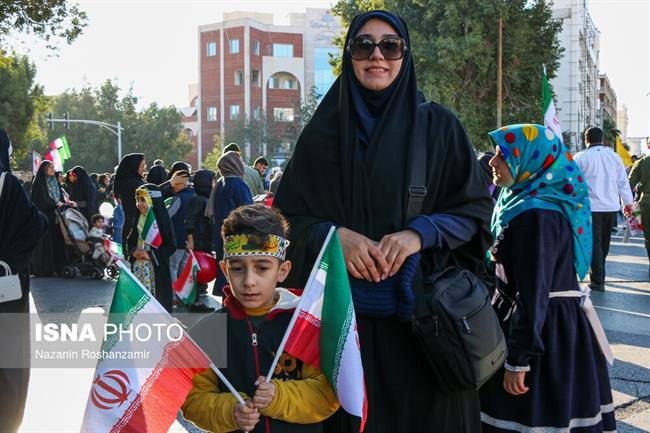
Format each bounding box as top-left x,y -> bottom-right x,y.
127,184 -> 176,312
480,124 -> 616,433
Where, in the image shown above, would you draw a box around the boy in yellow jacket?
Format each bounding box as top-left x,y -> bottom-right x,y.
182,204 -> 339,432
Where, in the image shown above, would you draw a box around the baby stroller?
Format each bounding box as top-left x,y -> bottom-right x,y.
57,206 -> 119,279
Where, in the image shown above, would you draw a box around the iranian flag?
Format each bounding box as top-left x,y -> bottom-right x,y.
32,151 -> 41,175
140,208 -> 162,248
275,228 -> 367,431
53,136 -> 72,161
80,263 -> 212,433
542,67 -> 563,143
44,142 -> 63,171
173,251 -> 199,304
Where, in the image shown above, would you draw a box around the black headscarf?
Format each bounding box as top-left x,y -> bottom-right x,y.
114,153 -> 144,199
31,161 -> 61,211
0,129 -> 11,173
113,153 -> 145,245
0,128 -> 47,276
274,10 -> 493,285
146,165 -> 168,185
69,166 -> 99,220
167,161 -> 191,180
192,169 -> 215,197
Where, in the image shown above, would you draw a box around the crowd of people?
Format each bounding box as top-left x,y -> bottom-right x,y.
1,8 -> 649,433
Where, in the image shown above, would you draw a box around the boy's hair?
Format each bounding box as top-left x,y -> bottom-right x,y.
91,214 -> 105,225
222,204 -> 289,245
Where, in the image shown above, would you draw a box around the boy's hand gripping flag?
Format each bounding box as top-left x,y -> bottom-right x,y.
267,227 -> 368,431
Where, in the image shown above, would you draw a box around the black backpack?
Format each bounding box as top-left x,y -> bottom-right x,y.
407,104 -> 506,392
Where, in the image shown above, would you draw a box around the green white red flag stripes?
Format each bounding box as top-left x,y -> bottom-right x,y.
80,263 -> 211,433
44,142 -> 63,171
272,227 -> 368,431
173,251 -> 199,304
140,208 -> 162,248
53,136 -> 72,160
542,67 -> 563,143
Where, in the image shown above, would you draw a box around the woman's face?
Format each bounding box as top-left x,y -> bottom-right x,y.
46,165 -> 55,177
489,147 -> 515,188
136,196 -> 149,215
351,19 -> 403,91
138,160 -> 146,177
68,172 -> 77,183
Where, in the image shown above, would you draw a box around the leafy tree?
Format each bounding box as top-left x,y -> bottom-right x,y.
202,136 -> 223,172
0,50 -> 44,163
602,116 -> 620,147
331,0 -> 563,150
0,0 -> 87,50
224,113 -> 283,164
46,80 -> 193,173
285,85 -> 322,152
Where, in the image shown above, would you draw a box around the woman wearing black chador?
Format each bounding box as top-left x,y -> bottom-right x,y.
274,10 -> 492,433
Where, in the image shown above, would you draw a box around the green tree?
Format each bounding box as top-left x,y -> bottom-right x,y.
47,80 -> 193,173
0,50 -> 44,163
602,116 -> 620,147
285,85 -> 322,152
202,134 -> 223,172
0,0 -> 87,49
225,113 -> 283,164
331,0 -> 563,150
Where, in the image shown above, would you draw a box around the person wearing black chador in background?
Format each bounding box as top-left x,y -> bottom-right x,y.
113,153 -> 145,247
274,10 -> 492,433
67,165 -> 99,224
0,128 -> 47,433
146,164 -> 168,186
30,160 -> 70,277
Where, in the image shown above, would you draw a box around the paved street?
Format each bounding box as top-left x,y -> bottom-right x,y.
17,235 -> 650,432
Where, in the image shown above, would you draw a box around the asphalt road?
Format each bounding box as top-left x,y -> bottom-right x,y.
18,235 -> 650,432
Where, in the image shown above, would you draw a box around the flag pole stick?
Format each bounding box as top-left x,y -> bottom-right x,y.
264,225 -> 336,382
115,261 -> 246,405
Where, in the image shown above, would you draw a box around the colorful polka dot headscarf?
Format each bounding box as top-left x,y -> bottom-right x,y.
488,124 -> 592,279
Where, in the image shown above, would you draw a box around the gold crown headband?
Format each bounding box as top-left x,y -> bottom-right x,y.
223,234 -> 290,260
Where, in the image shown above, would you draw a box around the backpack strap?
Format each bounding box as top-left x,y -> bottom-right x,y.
406,103 -> 429,223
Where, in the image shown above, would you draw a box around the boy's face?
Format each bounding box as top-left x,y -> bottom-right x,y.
94,218 -> 104,228
220,256 -> 292,310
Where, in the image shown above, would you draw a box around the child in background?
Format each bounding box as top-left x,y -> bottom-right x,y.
182,204 -> 339,432
89,214 -> 110,263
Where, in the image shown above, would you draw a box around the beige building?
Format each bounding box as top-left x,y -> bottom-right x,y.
598,74 -> 617,124
616,104 -> 629,141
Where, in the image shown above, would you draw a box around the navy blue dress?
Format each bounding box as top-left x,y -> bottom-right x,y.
480,209 -> 616,432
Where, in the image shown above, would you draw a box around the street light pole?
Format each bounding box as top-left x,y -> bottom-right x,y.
47,117 -> 124,163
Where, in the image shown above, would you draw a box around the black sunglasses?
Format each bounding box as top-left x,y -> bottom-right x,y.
347,37 -> 408,60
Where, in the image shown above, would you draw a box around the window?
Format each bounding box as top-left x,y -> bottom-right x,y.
253,40 -> 260,56
274,107 -> 294,122
207,107 -> 217,122
229,39 -> 240,54
251,70 -> 260,87
269,77 -> 280,89
253,106 -> 262,120
206,42 -> 217,57
283,79 -> 296,90
272,43 -> 293,58
314,47 -> 339,101
234,71 -> 243,86
230,105 -> 240,120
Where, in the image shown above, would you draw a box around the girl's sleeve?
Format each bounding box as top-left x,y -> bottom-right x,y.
504,210 -> 560,371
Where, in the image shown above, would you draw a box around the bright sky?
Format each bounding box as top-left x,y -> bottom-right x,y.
22,0 -> 650,138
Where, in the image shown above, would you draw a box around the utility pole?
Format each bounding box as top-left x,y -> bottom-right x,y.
497,17 -> 503,129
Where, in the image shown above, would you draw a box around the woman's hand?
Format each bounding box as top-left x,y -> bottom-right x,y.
337,227 -> 389,282
378,230 -> 422,277
503,370 -> 529,396
186,235 -> 194,251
